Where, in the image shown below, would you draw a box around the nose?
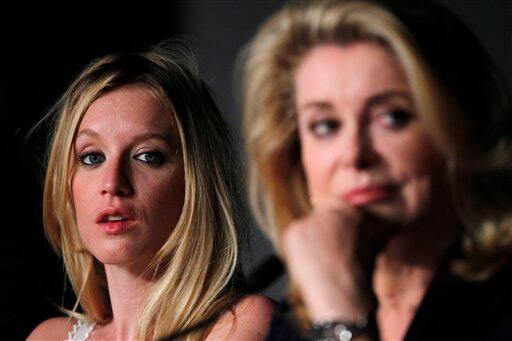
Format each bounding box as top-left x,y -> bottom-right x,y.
100,157 -> 134,197
339,123 -> 377,169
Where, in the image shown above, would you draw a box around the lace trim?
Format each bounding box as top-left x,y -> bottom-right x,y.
67,319 -> 96,341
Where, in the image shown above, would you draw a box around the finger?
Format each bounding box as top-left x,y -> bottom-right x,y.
313,194 -> 353,211
312,196 -> 361,222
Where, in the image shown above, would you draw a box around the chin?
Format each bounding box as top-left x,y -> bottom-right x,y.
364,201 -> 411,225
93,253 -> 143,267
87,240 -> 149,266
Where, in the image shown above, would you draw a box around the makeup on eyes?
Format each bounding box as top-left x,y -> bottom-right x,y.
79,151 -> 105,166
133,150 -> 166,166
373,108 -> 414,130
308,117 -> 340,138
74,131 -> 177,168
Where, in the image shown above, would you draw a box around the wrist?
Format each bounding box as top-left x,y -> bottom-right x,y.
309,315 -> 371,341
300,277 -> 369,322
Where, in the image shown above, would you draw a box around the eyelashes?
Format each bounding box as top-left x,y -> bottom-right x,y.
306,108 -> 414,138
79,152 -> 105,166
375,109 -> 413,129
78,150 -> 166,168
308,119 -> 341,138
133,151 -> 165,166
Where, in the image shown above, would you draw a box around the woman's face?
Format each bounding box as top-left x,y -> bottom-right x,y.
295,43 -> 445,225
72,83 -> 184,271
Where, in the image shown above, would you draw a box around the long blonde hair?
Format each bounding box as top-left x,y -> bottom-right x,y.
240,0 -> 512,324
42,41 -> 244,340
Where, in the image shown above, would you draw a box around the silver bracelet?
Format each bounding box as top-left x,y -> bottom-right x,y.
309,316 -> 369,341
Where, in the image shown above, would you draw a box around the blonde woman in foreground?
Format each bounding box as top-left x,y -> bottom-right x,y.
28,41 -> 274,340
241,0 -> 512,340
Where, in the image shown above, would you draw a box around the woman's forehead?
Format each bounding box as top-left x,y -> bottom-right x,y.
294,43 -> 409,111
75,84 -> 179,145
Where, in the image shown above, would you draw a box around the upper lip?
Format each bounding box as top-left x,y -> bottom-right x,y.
95,207 -> 134,223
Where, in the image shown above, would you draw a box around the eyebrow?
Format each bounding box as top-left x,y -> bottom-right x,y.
298,90 -> 411,114
365,90 -> 411,108
75,129 -> 174,145
298,101 -> 334,113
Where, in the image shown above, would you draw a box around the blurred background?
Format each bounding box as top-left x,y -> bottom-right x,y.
1,1 -> 510,338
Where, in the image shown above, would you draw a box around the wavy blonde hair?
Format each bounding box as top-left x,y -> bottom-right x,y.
240,0 -> 512,324
42,41 -> 244,340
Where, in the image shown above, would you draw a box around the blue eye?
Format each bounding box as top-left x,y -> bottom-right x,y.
80,152 -> 105,166
133,151 -> 165,166
309,119 -> 340,138
378,109 -> 413,129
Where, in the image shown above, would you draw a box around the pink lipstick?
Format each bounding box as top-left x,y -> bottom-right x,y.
342,185 -> 397,206
95,207 -> 136,235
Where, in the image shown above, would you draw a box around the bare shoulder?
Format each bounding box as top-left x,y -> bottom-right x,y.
232,294 -> 277,317
207,294 -> 277,340
27,316 -> 75,340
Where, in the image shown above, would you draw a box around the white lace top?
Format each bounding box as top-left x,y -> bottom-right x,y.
66,319 -> 96,341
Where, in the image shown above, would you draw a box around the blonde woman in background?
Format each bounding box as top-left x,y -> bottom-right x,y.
241,0 -> 512,340
28,41 -> 274,340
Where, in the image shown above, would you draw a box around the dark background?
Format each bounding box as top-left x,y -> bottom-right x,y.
2,1 -> 510,339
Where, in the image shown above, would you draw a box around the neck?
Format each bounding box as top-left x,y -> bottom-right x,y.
373,233 -> 443,307
373,212 -> 458,340
101,264 -> 155,340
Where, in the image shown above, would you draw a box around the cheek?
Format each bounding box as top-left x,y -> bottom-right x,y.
382,133 -> 445,220
300,134 -> 337,199
71,172 -> 99,247
380,127 -> 444,181
72,172 -> 93,225
137,169 -> 185,232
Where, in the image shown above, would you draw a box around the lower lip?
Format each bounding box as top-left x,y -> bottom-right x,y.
96,220 -> 136,235
343,186 -> 397,206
